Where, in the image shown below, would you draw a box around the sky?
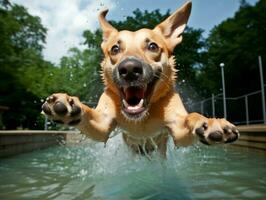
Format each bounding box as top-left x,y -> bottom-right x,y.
12,0 -> 259,64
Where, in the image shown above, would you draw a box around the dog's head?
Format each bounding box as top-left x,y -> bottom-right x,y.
99,2 -> 192,120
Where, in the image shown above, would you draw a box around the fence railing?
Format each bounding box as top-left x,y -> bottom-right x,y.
44,87 -> 266,129
185,85 -> 266,125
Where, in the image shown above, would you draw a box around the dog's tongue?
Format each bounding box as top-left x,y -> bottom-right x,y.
124,87 -> 144,101
123,99 -> 144,114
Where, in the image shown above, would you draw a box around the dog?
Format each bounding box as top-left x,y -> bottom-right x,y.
42,1 -> 239,156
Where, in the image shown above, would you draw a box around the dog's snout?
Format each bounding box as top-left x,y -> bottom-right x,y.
118,58 -> 143,81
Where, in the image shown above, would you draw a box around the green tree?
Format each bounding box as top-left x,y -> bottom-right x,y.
58,47 -> 103,103
198,0 -> 266,97
110,9 -> 170,31
0,1 -> 47,129
194,0 -> 266,122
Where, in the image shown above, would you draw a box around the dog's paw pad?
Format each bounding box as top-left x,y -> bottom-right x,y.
195,122 -> 207,137
208,131 -> 223,142
53,101 -> 68,116
70,105 -> 81,116
42,102 -> 52,115
223,126 -> 239,143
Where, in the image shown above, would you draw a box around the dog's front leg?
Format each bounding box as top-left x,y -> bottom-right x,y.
167,113 -> 239,146
42,91 -> 117,142
166,114 -> 196,147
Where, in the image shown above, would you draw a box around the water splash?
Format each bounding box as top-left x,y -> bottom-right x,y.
1,131 -> 266,199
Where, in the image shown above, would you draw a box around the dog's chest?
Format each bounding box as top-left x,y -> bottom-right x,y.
117,118 -> 166,138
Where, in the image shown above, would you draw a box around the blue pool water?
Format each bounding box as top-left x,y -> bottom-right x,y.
0,134 -> 266,200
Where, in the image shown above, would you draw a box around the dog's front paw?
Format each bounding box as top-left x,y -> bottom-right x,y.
195,118 -> 239,145
41,93 -> 83,126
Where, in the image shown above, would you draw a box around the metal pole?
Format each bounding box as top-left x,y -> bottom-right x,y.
44,115 -> 48,130
200,101 -> 204,114
220,63 -> 227,119
245,96 -> 249,125
258,56 -> 266,124
212,94 -> 215,117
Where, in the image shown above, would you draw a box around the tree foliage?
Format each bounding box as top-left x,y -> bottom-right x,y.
58,47 -> 103,102
198,0 -> 266,97
0,1 -> 47,129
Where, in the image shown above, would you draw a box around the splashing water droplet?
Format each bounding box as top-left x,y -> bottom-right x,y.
79,169 -> 88,176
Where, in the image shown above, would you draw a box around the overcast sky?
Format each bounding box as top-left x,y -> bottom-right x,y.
12,0 -> 258,64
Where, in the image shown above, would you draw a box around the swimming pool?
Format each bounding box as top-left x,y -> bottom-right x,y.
0,134 -> 265,200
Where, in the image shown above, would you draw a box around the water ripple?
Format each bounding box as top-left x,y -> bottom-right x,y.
0,133 -> 266,200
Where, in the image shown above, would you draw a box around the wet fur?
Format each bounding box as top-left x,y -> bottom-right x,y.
42,1 -> 239,157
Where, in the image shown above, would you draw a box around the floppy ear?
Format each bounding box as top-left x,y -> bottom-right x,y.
154,1 -> 192,51
98,9 -> 117,41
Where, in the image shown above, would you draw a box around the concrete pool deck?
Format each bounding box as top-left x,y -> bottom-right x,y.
233,124 -> 266,151
0,124 -> 266,158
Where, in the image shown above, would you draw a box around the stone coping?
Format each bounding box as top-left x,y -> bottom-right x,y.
237,124 -> 266,132
0,130 -> 80,135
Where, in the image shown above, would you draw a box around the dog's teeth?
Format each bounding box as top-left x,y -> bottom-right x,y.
128,99 -> 144,110
122,99 -> 129,108
138,99 -> 144,107
123,87 -> 127,94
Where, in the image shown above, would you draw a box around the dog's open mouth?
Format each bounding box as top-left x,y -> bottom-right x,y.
120,80 -> 158,118
121,86 -> 147,115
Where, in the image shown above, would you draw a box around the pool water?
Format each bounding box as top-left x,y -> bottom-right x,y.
0,134 -> 266,200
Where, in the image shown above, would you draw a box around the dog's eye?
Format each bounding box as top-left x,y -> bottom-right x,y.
148,42 -> 159,52
110,45 -> 120,55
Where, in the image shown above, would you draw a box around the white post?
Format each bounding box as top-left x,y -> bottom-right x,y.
220,63 -> 227,119
200,101 -> 204,114
44,115 -> 48,130
212,94 -> 215,117
258,56 -> 266,124
245,96 -> 249,125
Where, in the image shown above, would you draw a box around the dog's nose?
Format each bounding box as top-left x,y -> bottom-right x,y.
118,58 -> 143,81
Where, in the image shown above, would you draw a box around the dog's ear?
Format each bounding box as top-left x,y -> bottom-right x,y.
154,1 -> 192,51
98,9 -> 117,42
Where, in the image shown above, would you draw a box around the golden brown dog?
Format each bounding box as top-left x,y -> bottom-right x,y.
42,1 -> 239,156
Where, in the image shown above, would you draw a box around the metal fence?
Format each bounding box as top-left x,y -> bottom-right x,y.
187,56 -> 266,125
186,85 -> 266,125
44,87 -> 266,130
